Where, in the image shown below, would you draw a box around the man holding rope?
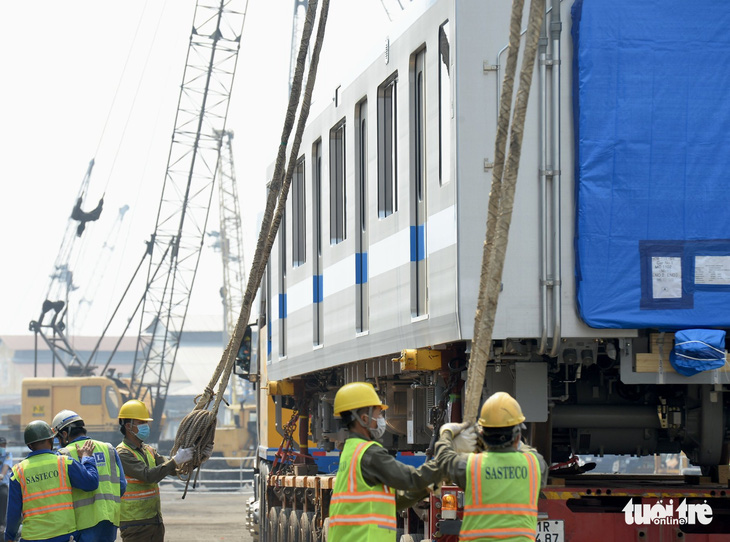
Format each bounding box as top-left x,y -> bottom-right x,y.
115,400 -> 199,542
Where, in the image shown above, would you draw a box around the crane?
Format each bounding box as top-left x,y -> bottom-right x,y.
129,0 -> 248,442
216,130 -> 247,340
29,159 -> 104,377
211,129 -> 258,459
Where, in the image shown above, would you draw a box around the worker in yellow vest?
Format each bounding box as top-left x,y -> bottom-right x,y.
435,392 -> 548,541
115,400 -> 196,542
5,420 -> 99,542
327,382 -> 445,541
52,409 -> 127,542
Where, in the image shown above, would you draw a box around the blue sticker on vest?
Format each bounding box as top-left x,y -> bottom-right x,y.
94,451 -> 106,466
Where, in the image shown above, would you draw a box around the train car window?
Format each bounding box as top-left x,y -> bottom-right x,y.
293,157 -> 306,266
329,120 -> 346,244
279,209 -> 287,358
377,74 -> 398,217
27,388 -> 50,397
411,48 -> 428,317
266,260 -> 272,362
356,99 -> 369,333
438,21 -> 451,185
105,386 -> 120,418
80,385 -> 102,405
312,140 -> 324,346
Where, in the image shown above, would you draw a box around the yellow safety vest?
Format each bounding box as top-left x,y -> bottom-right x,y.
328,438 -> 397,541
117,442 -> 161,524
12,453 -> 75,540
460,450 -> 541,541
62,439 -> 122,529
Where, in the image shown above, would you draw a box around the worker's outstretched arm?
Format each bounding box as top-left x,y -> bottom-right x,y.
117,445 -> 176,484
360,445 -> 445,510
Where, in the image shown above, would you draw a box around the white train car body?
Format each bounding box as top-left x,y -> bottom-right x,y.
255,0 -> 730,469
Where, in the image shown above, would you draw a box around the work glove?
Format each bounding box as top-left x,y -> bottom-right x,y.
173,447 -> 194,465
201,443 -> 214,462
439,422 -> 465,438
452,423 -> 478,454
439,421 -> 470,438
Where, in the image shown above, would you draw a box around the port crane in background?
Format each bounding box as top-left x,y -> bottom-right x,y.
22,0 -> 249,446
210,129 -> 258,460
129,0 -> 248,443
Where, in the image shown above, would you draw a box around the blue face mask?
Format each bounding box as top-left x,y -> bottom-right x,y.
135,424 -> 150,441
0,447 -> 5,455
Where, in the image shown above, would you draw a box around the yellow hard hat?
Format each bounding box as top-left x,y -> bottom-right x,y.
478,392 -> 525,428
333,382 -> 388,416
118,399 -> 153,422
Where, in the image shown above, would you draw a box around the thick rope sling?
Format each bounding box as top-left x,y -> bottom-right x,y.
464,0 -> 546,422
171,0 -> 331,498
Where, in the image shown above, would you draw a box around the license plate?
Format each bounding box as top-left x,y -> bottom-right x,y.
536,519 -> 565,542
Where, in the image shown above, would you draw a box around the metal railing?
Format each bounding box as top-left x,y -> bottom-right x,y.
159,455 -> 255,493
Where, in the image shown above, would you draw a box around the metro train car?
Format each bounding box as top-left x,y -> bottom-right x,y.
253,0 -> 730,476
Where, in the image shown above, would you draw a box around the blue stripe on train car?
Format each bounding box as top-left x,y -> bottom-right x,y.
312,274 -> 324,303
410,224 -> 425,262
355,253 -> 368,284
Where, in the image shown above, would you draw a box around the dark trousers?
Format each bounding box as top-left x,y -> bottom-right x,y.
0,484 -> 7,530
119,523 -> 165,542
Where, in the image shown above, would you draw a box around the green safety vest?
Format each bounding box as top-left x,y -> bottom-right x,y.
118,442 -> 161,524
12,453 -> 76,540
328,438 -> 397,542
460,450 -> 541,541
61,439 -> 122,529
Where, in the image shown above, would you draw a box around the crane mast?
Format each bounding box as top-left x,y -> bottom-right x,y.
131,0 -> 248,441
216,130 -> 247,338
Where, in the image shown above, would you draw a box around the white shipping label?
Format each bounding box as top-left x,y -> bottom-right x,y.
695,256 -> 730,285
652,257 -> 682,299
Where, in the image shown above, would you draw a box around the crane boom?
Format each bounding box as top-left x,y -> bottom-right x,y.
131,0 -> 248,441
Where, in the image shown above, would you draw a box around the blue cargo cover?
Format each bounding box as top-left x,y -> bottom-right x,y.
572,0 -> 730,329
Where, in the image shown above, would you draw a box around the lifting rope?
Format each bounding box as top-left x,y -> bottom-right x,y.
171,0 -> 331,494
464,0 -> 546,422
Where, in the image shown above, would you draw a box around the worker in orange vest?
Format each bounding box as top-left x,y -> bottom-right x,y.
5,420 -> 99,542
327,382 -> 445,541
115,400 -> 200,542
436,392 -> 548,541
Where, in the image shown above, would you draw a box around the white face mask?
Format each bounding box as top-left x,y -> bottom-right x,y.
369,416 -> 387,439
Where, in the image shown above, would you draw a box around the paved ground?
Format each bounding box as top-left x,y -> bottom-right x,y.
115,491 -> 254,541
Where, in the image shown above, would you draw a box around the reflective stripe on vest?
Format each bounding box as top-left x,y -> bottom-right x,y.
460,451 -> 541,541
118,442 -> 161,523
62,439 -> 122,529
12,454 -> 76,540
328,438 -> 397,541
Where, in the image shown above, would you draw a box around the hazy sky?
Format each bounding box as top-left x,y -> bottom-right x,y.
0,1 -> 408,337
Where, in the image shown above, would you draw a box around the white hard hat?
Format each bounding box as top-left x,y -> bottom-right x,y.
52,409 -> 83,434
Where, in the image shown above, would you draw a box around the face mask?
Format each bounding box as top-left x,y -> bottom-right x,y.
369,416 -> 387,440
135,424 -> 151,441
0,448 -> 5,455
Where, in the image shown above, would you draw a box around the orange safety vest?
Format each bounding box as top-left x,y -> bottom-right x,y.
118,442 -> 161,524
460,450 -> 541,541
328,438 -> 397,541
12,453 -> 76,540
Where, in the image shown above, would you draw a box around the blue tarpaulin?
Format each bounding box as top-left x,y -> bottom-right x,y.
572,0 -> 730,329
670,329 -> 727,376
